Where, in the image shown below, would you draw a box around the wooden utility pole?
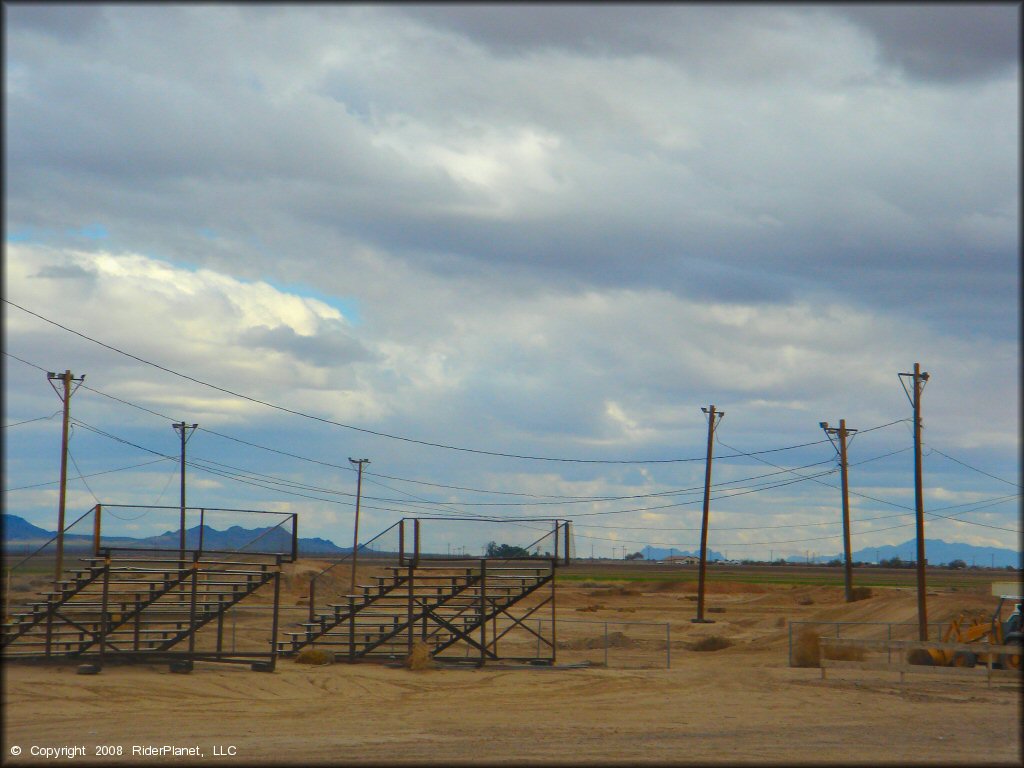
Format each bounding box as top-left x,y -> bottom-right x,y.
349,458 -> 370,590
47,369 -> 85,585
821,419 -> 858,602
172,422 -> 199,560
899,363 -> 930,640
693,404 -> 724,623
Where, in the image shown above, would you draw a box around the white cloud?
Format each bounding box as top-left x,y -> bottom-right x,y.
3,5 -> 1018,556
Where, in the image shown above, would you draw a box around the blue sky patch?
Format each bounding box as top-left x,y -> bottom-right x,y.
68,224 -> 109,239
270,281 -> 363,325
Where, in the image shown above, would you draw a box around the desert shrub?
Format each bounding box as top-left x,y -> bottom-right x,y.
575,604 -> 603,612
404,641 -> 434,670
295,648 -> 334,665
797,596 -> 815,606
792,629 -> 821,667
775,617 -> 787,628
850,586 -> 873,601
707,606 -> 726,614
687,635 -> 732,652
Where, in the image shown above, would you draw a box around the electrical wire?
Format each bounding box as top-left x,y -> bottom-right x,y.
1,350 -> 922,505
2,411 -> 62,428
8,347 -> 1018,542
4,302 -> 836,464
924,444 -> 1022,489
2,458 -> 172,493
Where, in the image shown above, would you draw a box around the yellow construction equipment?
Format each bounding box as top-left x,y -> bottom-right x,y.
920,594 -> 1022,669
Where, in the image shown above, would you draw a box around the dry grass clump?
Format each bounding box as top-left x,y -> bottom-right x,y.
792,629 -> 821,667
575,604 -> 604,613
707,606 -> 726,614
687,635 -> 733,652
775,617 -> 787,628
404,641 -> 434,671
797,596 -> 815,606
295,648 -> 334,665
850,586 -> 873,601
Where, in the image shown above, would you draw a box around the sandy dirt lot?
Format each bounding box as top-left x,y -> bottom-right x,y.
3,566 -> 1021,766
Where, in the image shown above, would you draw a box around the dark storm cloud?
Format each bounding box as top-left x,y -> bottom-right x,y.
238,323 -> 377,368
404,4 -> 1020,83
4,3 -> 107,41
399,5 -> 694,57
33,263 -> 97,281
4,5 -> 1018,341
835,5 -> 1020,81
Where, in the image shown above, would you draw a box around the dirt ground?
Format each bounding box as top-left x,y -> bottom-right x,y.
3,566 -> 1021,766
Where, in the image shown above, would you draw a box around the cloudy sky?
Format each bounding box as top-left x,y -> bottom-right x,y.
3,4 -> 1020,561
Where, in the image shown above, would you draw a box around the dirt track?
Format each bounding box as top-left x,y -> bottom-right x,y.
3,570 -> 1021,765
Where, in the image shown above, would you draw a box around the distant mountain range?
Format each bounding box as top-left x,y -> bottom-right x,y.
629,539 -> 1019,568
4,515 -> 1018,567
803,539 -> 1022,569
1,514 -> 347,555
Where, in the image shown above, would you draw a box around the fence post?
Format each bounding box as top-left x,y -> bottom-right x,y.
479,559 -> 487,666
348,595 -> 356,661
97,555 -> 110,669
92,504 -> 102,557
407,562 -> 415,657
198,509 -> 206,556
269,566 -> 281,670
399,519 -> 405,567
187,551 -> 199,657
216,603 -> 224,656
413,519 -> 420,567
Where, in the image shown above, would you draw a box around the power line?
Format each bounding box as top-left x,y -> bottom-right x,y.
52,417 -> 1022,539
2,458 -> 172,493
2,303 -> 734,463
2,411 -> 62,428
924,444 -> 1021,489
68,415 -> 994,529
7,347 -> 1017,540
3,349 -> 917,502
